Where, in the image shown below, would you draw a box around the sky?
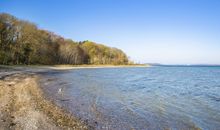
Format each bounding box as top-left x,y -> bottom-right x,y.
1,0 -> 220,64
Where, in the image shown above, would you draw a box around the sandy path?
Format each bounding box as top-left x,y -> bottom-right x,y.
0,73 -> 87,130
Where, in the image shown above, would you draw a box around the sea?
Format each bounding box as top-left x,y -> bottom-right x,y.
40,66 -> 220,130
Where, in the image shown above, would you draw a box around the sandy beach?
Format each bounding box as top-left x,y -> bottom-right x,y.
0,68 -> 88,130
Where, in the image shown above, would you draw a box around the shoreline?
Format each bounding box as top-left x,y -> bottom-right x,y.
0,72 -> 88,130
49,64 -> 150,70
0,65 -> 150,129
0,64 -> 150,71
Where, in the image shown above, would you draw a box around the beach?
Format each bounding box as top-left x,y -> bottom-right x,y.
0,67 -> 88,130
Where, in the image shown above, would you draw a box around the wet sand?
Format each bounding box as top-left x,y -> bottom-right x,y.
0,70 -> 87,130
48,64 -> 149,70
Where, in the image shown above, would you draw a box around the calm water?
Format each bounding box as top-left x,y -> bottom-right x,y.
42,67 -> 220,130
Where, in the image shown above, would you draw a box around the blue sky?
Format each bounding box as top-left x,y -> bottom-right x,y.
1,0 -> 220,64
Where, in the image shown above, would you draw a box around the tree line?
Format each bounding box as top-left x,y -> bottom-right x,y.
0,13 -> 129,65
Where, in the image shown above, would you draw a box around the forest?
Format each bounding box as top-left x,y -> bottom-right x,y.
0,13 -> 129,65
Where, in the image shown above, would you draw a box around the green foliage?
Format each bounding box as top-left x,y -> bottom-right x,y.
0,13 -> 129,65
80,41 -> 128,64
